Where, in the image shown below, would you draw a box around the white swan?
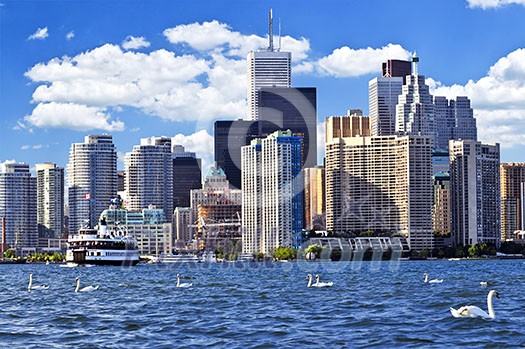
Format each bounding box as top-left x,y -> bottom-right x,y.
28,273 -> 49,291
423,273 -> 443,283
480,281 -> 488,287
75,277 -> 99,293
450,290 -> 500,319
315,274 -> 334,287
176,274 -> 192,288
306,274 -> 333,288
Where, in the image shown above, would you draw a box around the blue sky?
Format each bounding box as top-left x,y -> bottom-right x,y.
2,0 -> 525,172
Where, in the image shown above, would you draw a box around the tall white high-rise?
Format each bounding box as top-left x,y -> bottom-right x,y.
68,135 -> 118,234
241,130 -> 303,254
247,10 -> 291,120
395,55 -> 437,146
36,163 -> 64,239
449,140 -> 500,247
0,162 -> 37,249
125,136 -> 173,222
369,76 -> 404,136
325,134 -> 434,251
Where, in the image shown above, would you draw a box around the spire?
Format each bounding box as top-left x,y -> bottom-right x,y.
268,9 -> 274,52
412,52 -> 419,76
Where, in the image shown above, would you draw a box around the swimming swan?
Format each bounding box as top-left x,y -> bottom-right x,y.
28,273 -> 49,291
176,274 -> 192,288
450,290 -> 500,319
480,281 -> 488,287
306,274 -> 333,288
423,273 -> 443,283
315,274 -> 334,287
75,277 -> 99,293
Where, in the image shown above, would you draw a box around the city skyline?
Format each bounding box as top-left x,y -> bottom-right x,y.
2,0 -> 525,173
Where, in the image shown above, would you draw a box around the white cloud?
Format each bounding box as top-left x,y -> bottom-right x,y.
20,144 -> 44,150
467,0 -> 525,9
299,44 -> 412,78
163,20 -> 310,62
121,35 -> 151,50
429,48 -> 525,147
24,102 -> 124,131
172,129 -> 214,174
66,31 -> 75,40
28,27 -> 49,40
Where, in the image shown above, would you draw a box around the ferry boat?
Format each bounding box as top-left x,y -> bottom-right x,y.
66,218 -> 139,266
156,253 -> 200,263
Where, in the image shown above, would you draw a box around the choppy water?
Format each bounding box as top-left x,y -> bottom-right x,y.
1,259 -> 524,348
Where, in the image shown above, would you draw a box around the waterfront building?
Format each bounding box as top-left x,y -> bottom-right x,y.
432,148 -> 450,176
241,130 -> 303,254
326,111 -> 370,143
247,10 -> 291,120
395,56 -> 437,146
449,140 -> 500,247
304,166 -> 325,231
172,144 -> 202,208
190,165 -> 242,251
500,163 -> 525,240
433,172 -> 451,248
325,134 -> 433,251
36,163 -> 64,240
67,135 -> 118,234
100,204 -> 172,256
125,136 -> 173,222
0,162 -> 37,250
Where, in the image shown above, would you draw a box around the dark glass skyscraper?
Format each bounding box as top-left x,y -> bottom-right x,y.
173,146 -> 202,208
215,87 -> 317,190
382,59 -> 412,83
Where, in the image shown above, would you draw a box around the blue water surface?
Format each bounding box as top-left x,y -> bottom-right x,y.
1,259 -> 524,348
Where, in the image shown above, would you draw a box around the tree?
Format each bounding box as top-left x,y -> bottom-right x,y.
4,248 -> 15,259
273,246 -> 296,260
304,243 -> 323,259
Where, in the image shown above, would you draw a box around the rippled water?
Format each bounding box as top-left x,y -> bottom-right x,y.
1,259 -> 524,348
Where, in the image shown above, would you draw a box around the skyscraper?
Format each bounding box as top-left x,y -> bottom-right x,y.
68,135 -> 118,234
432,172 -> 451,236
304,166 -> 325,231
500,163 -> 525,240
326,112 -> 370,143
247,10 -> 291,120
172,144 -> 202,208
434,96 -> 477,150
258,87 -> 317,169
125,136 -> 173,222
449,140 -> 500,247
325,134 -> 433,251
0,162 -> 37,249
36,163 -> 64,239
241,130 -> 303,254
369,59 -> 411,137
395,56 -> 437,146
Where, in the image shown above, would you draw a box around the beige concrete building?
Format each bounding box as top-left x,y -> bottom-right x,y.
432,172 -> 451,235
325,134 -> 433,251
326,112 -> 371,144
500,163 -> 525,240
304,166 -> 325,231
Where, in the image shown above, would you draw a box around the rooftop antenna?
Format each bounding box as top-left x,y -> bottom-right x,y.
268,9 -> 274,52
278,17 -> 282,52
412,52 -> 419,76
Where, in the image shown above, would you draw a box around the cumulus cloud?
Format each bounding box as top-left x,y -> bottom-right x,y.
121,35 -> 151,50
429,48 -> 525,147
24,102 -> 124,131
172,129 -> 214,174
163,20 -> 310,62
297,44 -> 412,77
28,27 -> 49,40
66,31 -> 75,40
467,0 -> 525,9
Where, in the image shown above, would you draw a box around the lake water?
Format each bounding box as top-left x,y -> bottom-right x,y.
1,259 -> 524,348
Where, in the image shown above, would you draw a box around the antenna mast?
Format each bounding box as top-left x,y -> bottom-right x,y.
278,17 -> 281,52
268,9 -> 274,52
